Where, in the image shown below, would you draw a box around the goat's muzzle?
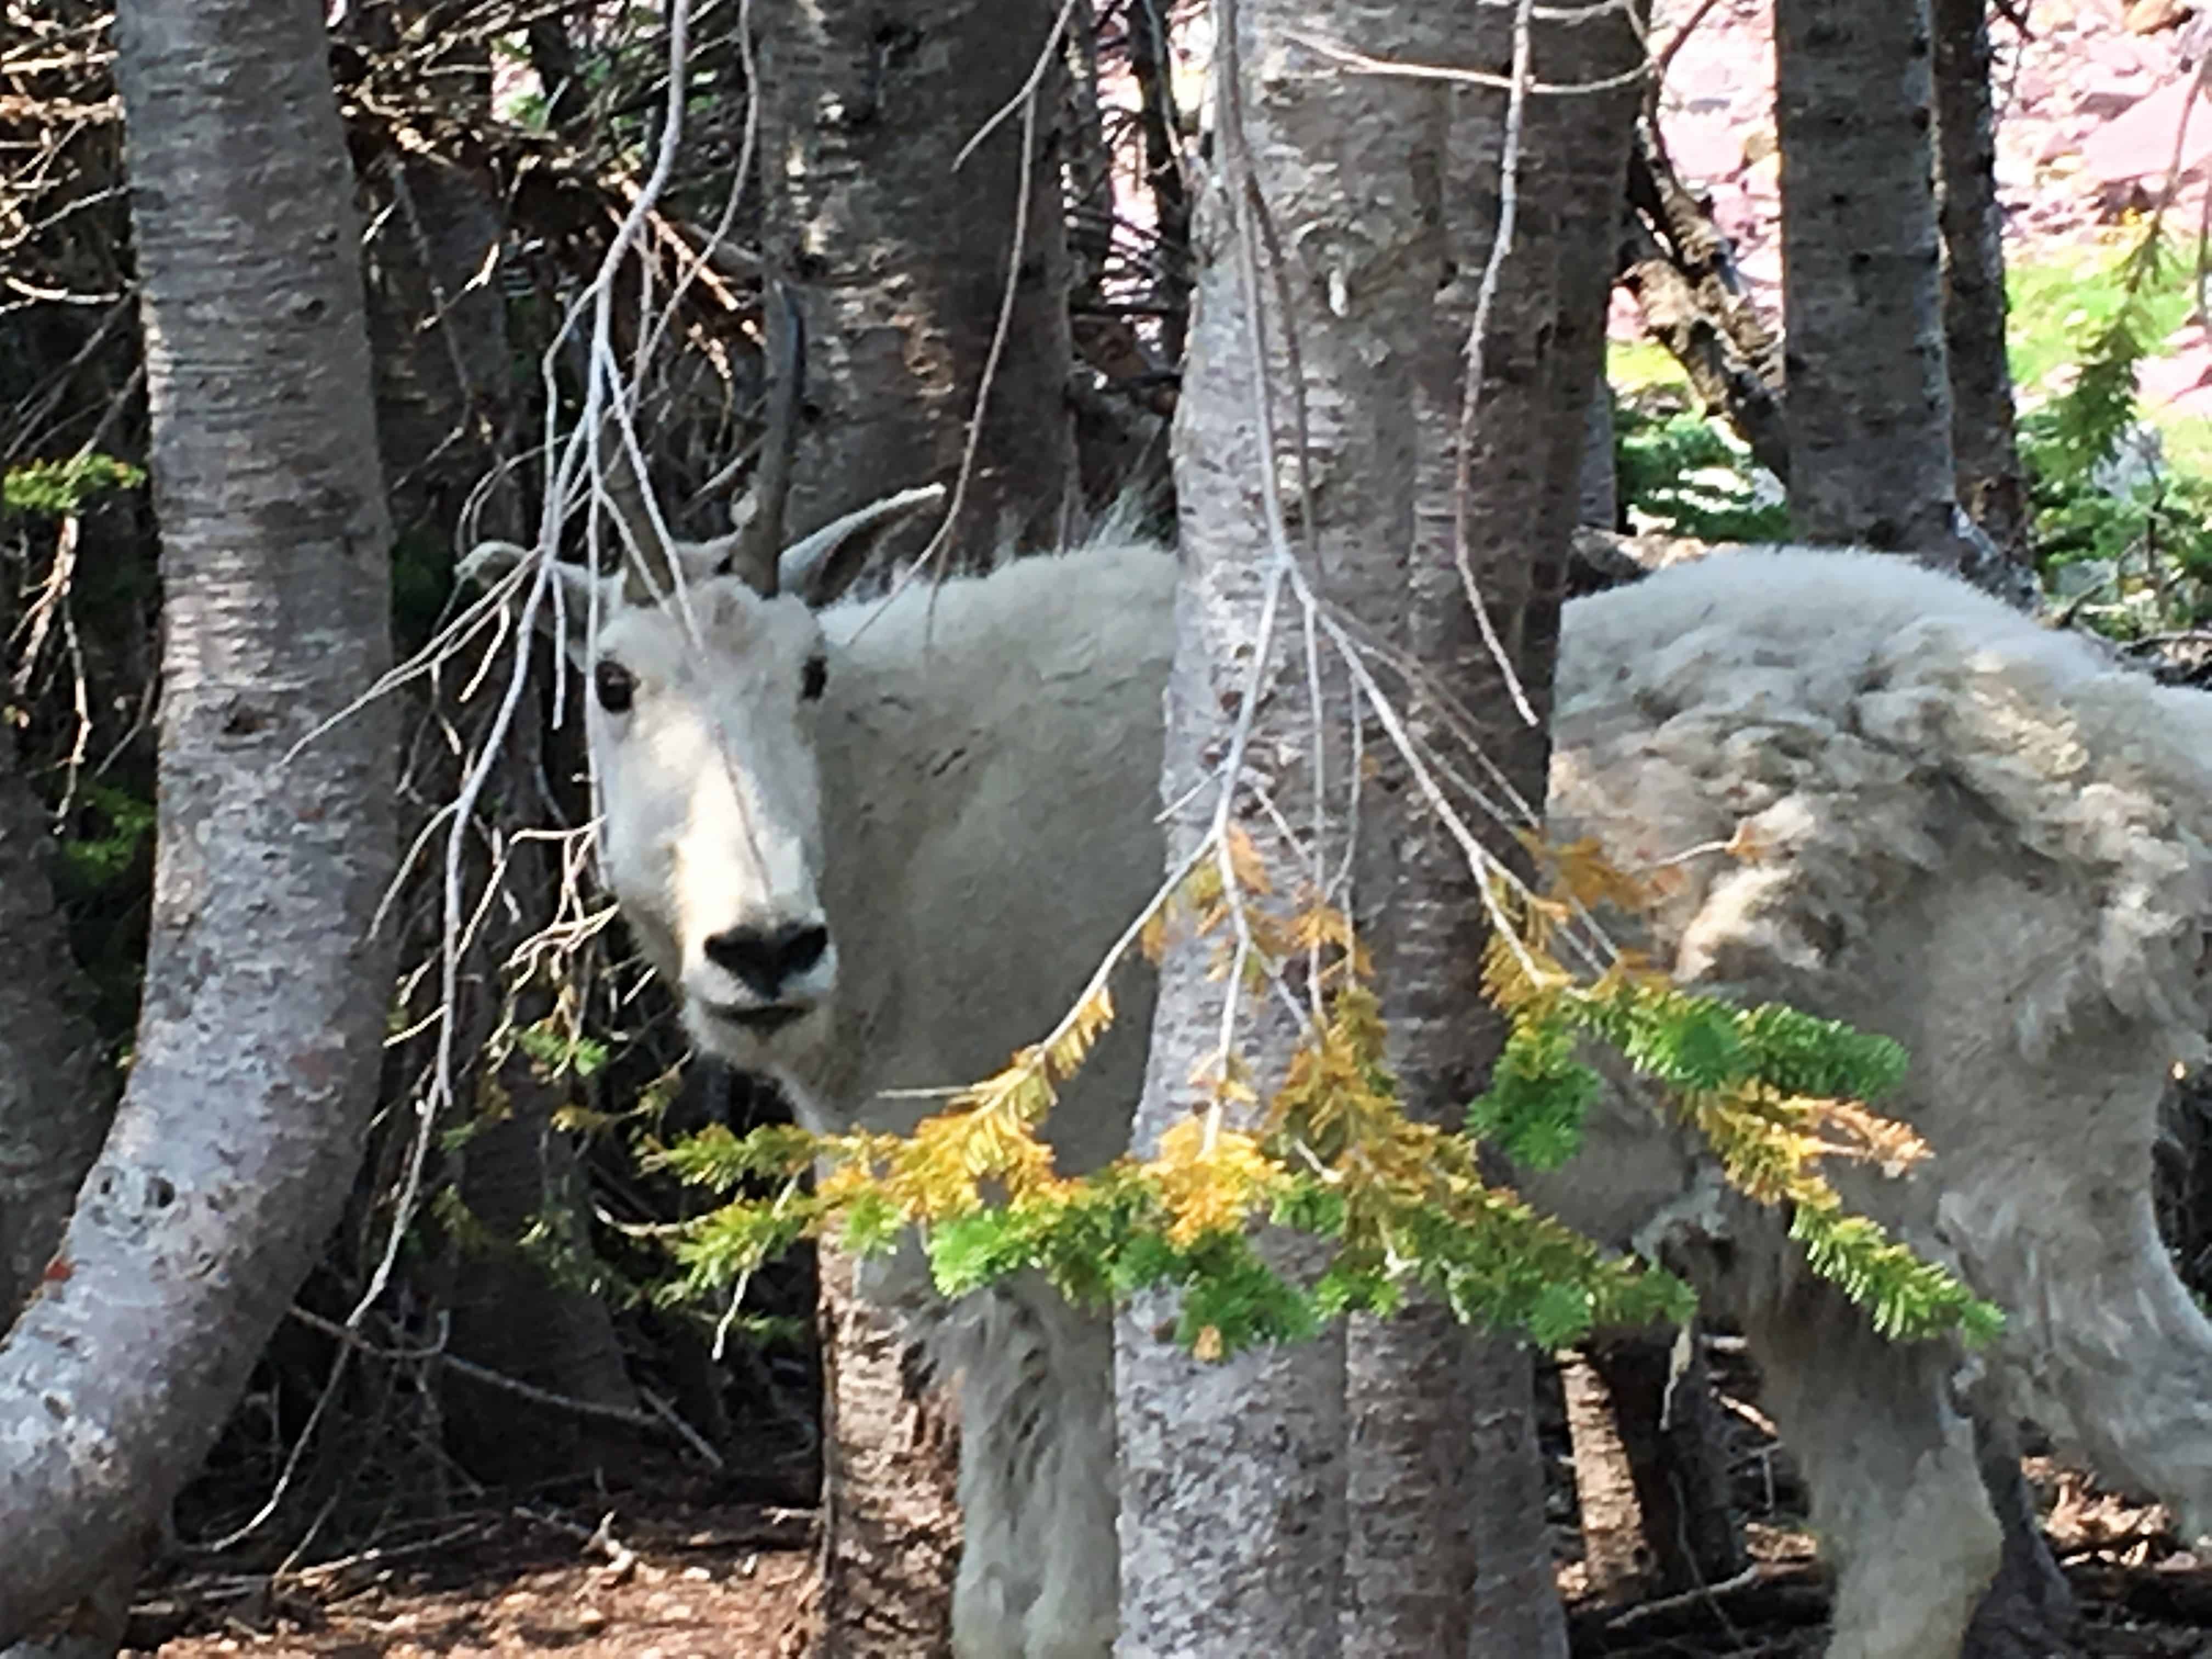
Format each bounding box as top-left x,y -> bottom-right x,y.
704,919 -> 830,998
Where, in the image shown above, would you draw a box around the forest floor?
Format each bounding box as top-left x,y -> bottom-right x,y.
110,1 -> 2212,1656
123,1339 -> 2212,1658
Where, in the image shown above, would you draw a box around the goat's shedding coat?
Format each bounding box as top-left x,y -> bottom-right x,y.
545,538 -> 2212,1659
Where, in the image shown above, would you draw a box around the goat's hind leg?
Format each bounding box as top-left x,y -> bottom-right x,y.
1748,1288 -> 2001,1659
1975,1188 -> 2212,1542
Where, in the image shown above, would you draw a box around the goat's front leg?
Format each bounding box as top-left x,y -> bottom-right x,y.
1747,1288 -> 2002,1659
948,1281 -> 1118,1659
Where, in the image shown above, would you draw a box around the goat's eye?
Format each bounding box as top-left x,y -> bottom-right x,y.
594,659 -> 635,715
801,653 -> 828,703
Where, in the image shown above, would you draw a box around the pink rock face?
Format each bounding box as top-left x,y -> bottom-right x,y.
1643,0 -> 2212,381
1667,118 -> 1748,183
2140,326 -> 2212,415
2081,76 -> 2212,183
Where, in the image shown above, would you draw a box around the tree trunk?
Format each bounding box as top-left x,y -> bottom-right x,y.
1350,5 -> 1637,1651
813,1248 -> 962,1659
754,0 -> 1081,576
1114,7 -> 1364,1650
1930,0 -> 2030,560
0,723 -> 124,1659
352,98 -> 645,1479
0,0 -> 399,1638
752,0 -> 1084,1635
1126,0 -> 1192,368
1562,1352 -> 1647,1602
1622,123 -> 1791,486
362,143 -> 514,561
1466,1335 -> 1572,1658
441,1045 -> 645,1482
1121,0 -> 1635,1649
0,752 -> 108,1329
1774,0 -> 1996,582
1579,379 -> 1618,532
1583,1331 -> 1747,1596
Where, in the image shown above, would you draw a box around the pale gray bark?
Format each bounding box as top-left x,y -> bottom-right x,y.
754,0 -> 1081,574
1465,1336 -> 1570,1659
1115,9 -> 1359,1651
1121,0 -> 1635,1651
1931,0 -> 2029,558
0,0 -> 399,1638
1775,0 -> 1989,576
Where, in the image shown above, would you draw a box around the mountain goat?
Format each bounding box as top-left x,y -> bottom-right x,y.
471,509 -> 2212,1659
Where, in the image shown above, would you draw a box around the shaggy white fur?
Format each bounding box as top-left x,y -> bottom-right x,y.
1541,549 -> 2212,1658
489,537 -> 2212,1659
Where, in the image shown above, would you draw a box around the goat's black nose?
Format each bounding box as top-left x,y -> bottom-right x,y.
703,921 -> 830,998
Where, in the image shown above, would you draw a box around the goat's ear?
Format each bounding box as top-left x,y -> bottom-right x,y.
778,483 -> 950,608
457,541 -> 616,665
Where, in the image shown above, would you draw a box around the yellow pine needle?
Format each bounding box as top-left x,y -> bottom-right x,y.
1148,1115 -> 1278,1245
1481,929 -> 1574,1014
1045,985 -> 1116,1081
1223,822 -> 1272,895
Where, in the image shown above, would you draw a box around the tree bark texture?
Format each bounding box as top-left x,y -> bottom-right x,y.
1118,1 -> 1637,1651
1350,6 -> 1638,1655
362,143 -> 515,551
1774,0 -> 1981,566
1583,1332 -> 1747,1597
1126,0 -> 1192,368
814,1245 -> 962,1659
753,0 -> 1085,1635
1579,379 -> 1618,532
1929,0 -> 2030,558
0,753 -> 108,1330
1465,1334 -> 1571,1659
1622,122 -> 1791,486
0,0 -> 399,1637
1115,7 -> 1372,1650
754,0 -> 1081,575
441,1045 -> 645,1482
0,747 -> 123,1659
1562,1352 -> 1648,1601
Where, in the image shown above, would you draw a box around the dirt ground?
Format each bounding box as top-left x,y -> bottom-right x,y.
123,1475 -> 2212,1659
124,1497 -> 819,1659
127,1351 -> 2212,1659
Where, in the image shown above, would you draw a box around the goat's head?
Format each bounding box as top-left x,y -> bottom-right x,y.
464,478 -> 944,1066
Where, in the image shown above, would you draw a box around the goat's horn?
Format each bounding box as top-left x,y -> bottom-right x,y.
777,484 -> 949,595
724,281 -> 807,596
601,419 -> 680,607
